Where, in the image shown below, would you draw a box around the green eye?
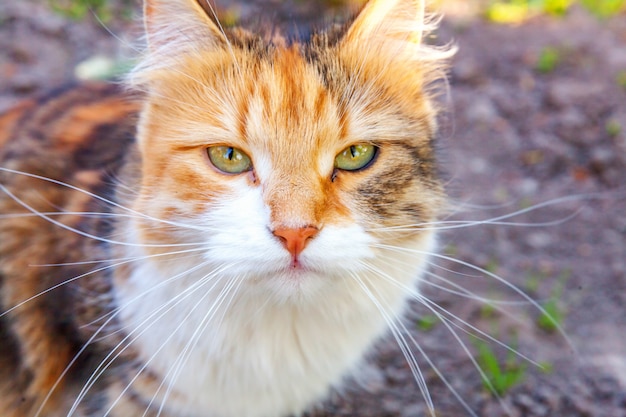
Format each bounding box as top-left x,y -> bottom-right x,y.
334,144 -> 377,171
207,146 -> 252,174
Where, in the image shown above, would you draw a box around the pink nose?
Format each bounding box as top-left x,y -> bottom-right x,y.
272,226 -> 319,258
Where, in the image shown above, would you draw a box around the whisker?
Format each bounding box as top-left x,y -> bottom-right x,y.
153,272 -> 244,417
0,211 -> 113,220
349,272 -> 435,416
368,245 -> 577,356
89,7 -> 142,55
200,0 -> 244,82
373,243 -> 576,353
32,252 -> 209,417
388,254 -> 543,308
367,199 -> 591,234
369,213 -> 580,232
422,270 -> 538,307
0,167 -> 207,232
373,252 -> 534,307
0,245 -> 208,320
359,261 -> 520,415
104,264 -> 243,417
0,182 -> 203,248
66,260 -> 230,416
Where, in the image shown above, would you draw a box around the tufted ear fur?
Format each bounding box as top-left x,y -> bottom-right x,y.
143,0 -> 226,51
131,0 -> 229,86
345,0 -> 426,47
339,0 -> 455,100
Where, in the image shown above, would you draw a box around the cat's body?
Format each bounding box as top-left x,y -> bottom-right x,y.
0,1 -> 452,416
0,83 -> 140,416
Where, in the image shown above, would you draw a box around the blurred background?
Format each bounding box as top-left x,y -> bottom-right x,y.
0,1 -> 625,416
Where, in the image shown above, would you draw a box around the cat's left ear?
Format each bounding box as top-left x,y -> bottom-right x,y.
143,0 -> 227,53
344,0 -> 427,49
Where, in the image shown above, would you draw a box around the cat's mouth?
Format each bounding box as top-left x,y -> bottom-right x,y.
278,258 -> 313,277
288,256 -> 307,271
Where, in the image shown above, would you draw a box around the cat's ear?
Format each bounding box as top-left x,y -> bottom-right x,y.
143,0 -> 227,53
130,0 -> 229,86
344,0 -> 427,49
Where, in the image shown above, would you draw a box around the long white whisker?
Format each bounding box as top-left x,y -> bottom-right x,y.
369,213 -> 580,232
35,254 -> 209,417
368,197 -> 591,233
422,270 -> 538,307
359,261 -> 518,415
350,271 -> 435,416
67,260 -> 228,416
90,8 -> 142,55
0,211 -> 129,220
376,252 -> 543,307
200,0 -> 244,82
0,167 -> 207,232
357,262 -> 480,413
373,243 -> 577,354
104,270 -> 237,417
154,273 -> 244,417
0,245 -> 207,320
0,182 -> 204,247
362,253 -> 560,393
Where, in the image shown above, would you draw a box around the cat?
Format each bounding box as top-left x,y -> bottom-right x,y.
0,0 -> 455,416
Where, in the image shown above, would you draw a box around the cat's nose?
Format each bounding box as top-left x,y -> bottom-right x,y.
273,226 -> 319,258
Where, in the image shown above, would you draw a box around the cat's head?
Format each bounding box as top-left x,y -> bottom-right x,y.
124,0 -> 453,300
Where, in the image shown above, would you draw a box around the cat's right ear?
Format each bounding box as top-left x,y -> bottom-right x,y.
130,0 -> 229,86
143,0 -> 227,53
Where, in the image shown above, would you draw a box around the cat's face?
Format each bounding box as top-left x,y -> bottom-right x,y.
123,0 -> 449,302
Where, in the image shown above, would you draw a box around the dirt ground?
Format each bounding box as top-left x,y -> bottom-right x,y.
1,1 -> 625,416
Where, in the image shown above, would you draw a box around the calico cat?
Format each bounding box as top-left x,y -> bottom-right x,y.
0,0 -> 454,416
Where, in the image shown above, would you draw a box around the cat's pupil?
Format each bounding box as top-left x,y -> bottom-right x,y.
350,145 -> 357,158
207,146 -> 252,173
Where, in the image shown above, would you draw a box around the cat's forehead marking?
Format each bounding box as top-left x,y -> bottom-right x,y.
219,48 -> 355,229
242,48 -> 340,167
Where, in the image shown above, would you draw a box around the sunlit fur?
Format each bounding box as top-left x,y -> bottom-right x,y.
0,0 -> 457,416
